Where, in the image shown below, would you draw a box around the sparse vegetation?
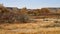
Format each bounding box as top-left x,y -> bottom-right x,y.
0,4 -> 60,34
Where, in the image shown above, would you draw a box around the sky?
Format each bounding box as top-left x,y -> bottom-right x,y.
0,0 -> 60,9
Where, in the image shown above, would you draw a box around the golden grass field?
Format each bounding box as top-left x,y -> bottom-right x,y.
0,19 -> 60,34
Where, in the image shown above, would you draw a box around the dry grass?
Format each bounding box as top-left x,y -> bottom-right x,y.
0,19 -> 60,34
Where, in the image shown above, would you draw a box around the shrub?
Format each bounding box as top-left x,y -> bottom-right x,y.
0,13 -> 15,23
0,6 -> 30,23
54,21 -> 60,27
14,14 -> 30,23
